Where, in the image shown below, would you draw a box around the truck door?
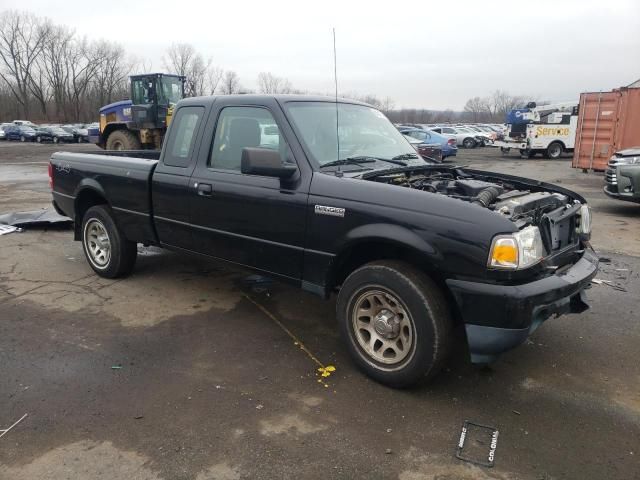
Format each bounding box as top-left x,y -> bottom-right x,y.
188,99 -> 310,282
151,104 -> 206,250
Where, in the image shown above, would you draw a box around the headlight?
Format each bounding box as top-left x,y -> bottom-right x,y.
488,226 -> 545,270
577,204 -> 592,235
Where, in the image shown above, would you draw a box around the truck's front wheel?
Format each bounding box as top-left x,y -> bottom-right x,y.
106,130 -> 141,151
337,261 -> 452,388
81,205 -> 137,278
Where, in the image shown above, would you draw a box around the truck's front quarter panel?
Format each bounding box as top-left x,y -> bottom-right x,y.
304,172 -> 514,291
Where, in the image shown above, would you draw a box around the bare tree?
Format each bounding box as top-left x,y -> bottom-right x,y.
0,11 -> 49,118
220,70 -> 241,94
463,96 -> 491,122
92,40 -> 131,108
163,43 -> 194,78
489,90 -> 527,120
163,43 -> 224,97
207,66 -> 223,94
257,72 -> 293,94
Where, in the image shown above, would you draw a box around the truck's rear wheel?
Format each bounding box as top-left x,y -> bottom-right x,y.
81,205 -> 137,278
106,130 -> 141,151
337,260 -> 452,388
546,142 -> 563,159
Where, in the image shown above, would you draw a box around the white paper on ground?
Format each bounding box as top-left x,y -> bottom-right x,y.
0,225 -> 21,235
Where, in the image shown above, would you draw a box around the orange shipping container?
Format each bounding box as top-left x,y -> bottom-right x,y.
572,86 -> 640,170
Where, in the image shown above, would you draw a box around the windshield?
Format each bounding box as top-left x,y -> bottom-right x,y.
285,102 -> 422,168
158,76 -> 183,105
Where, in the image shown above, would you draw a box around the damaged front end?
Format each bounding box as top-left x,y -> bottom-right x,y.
362,165 -> 598,363
363,165 -> 592,269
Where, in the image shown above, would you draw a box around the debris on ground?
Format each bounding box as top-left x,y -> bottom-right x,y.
456,420 -> 499,468
0,413 -> 28,439
0,225 -> 21,236
241,274 -> 274,293
111,365 -> 122,370
0,208 -> 71,228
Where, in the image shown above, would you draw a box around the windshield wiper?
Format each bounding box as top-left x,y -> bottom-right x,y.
391,153 -> 420,161
346,155 -> 408,167
320,157 -> 377,168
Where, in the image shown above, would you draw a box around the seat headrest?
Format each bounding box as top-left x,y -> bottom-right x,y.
229,118 -> 260,148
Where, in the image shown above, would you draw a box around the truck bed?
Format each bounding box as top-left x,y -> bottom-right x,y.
50,151 -> 160,244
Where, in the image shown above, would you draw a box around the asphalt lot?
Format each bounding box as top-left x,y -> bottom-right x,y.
0,142 -> 639,479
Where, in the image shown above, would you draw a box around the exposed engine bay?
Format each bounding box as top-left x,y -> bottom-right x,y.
367,168 -> 585,252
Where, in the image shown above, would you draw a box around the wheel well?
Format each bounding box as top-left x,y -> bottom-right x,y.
548,140 -> 565,149
102,123 -> 127,141
328,240 -> 462,324
329,241 -> 443,290
74,189 -> 108,240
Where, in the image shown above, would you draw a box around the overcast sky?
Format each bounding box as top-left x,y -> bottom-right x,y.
11,0 -> 640,110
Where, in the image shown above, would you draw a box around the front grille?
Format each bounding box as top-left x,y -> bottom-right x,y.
605,168 -> 617,185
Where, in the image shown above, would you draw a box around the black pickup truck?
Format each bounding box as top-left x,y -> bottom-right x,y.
50,95 -> 598,387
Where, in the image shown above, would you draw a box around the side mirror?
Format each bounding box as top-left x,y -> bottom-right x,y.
241,147 -> 297,179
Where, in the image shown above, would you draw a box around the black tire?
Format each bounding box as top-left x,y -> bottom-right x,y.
106,129 -> 141,151
337,260 -> 452,388
81,205 -> 137,278
462,137 -> 476,149
546,142 -> 563,159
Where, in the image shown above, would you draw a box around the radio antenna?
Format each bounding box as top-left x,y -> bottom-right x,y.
333,27 -> 342,177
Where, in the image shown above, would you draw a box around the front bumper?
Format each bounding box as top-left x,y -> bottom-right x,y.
446,248 -> 599,363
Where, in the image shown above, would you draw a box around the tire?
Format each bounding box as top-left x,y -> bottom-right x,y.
337,260 -> 452,388
106,130 -> 141,151
462,137 -> 476,149
546,142 -> 563,159
500,147 -> 510,155
81,205 -> 137,278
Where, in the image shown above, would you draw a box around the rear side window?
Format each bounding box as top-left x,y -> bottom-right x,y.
164,106 -> 204,167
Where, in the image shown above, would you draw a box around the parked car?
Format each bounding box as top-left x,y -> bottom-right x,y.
429,126 -> 479,148
399,127 -> 458,159
62,124 -> 89,143
35,126 -> 75,144
0,124 -> 7,140
402,134 -> 443,162
50,94 -> 597,388
12,120 -> 38,128
604,147 -> 640,203
4,125 -> 37,142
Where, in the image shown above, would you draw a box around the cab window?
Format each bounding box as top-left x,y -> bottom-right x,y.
209,106 -> 287,171
164,106 -> 204,168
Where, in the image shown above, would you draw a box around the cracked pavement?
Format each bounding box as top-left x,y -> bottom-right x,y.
0,144 -> 639,479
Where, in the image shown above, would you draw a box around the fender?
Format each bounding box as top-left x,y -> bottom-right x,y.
320,222 -> 443,294
342,223 -> 438,257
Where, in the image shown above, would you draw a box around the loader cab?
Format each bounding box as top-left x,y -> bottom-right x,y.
130,73 -> 185,130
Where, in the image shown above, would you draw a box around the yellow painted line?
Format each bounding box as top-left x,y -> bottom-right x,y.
243,294 -> 336,387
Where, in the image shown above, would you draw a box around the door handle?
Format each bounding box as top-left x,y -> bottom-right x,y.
196,182 -> 213,196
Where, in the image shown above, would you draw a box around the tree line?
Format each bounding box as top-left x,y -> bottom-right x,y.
0,9 -> 529,125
